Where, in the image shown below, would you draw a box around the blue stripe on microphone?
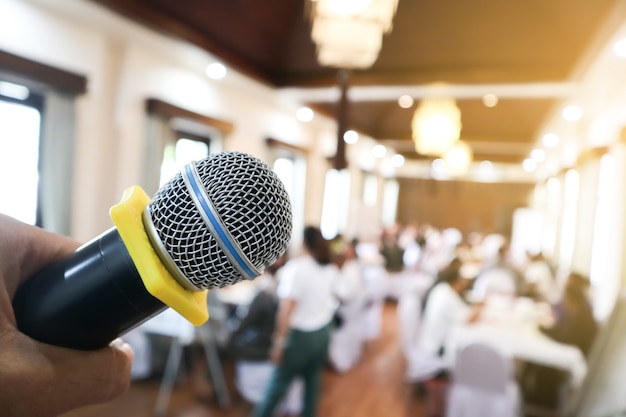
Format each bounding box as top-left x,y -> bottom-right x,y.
184,164 -> 257,280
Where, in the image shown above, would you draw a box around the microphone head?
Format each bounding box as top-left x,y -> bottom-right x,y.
144,151 -> 293,290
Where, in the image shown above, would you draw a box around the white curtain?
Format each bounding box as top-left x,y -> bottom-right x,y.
143,113 -> 174,196
38,90 -> 75,236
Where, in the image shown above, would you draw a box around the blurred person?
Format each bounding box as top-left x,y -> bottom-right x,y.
413,264 -> 482,384
521,273 -> 598,408
328,237 -> 369,373
252,226 -> 340,417
226,253 -> 288,361
0,214 -> 133,417
380,227 -> 405,273
472,244 -> 522,301
523,251 -> 556,302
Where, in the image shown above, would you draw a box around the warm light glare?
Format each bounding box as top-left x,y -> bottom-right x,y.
343,129 -> 359,144
562,105 -> 582,122
398,95 -> 414,109
542,133 -> 560,148
205,62 -> 227,80
372,144 -> 387,158
296,107 -> 314,122
614,38 -> 626,58
482,94 -> 498,108
444,141 -> 473,175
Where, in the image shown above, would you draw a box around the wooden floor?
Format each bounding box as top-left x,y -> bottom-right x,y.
60,302 -> 426,417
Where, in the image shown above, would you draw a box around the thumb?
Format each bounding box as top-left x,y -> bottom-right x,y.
1,332 -> 134,417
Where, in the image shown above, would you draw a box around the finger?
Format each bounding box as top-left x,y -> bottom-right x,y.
0,331 -> 133,417
0,214 -> 80,292
42,340 -> 134,414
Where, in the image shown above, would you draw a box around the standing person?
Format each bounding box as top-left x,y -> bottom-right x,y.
0,214 -> 134,417
252,226 -> 339,417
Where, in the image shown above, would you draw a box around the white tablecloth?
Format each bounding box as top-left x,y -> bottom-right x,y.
445,322 -> 587,387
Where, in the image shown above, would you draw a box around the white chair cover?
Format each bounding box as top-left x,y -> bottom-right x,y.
234,360 -> 303,415
361,264 -> 388,340
328,292 -> 367,373
397,287 -> 421,370
446,343 -> 521,417
123,327 -> 152,380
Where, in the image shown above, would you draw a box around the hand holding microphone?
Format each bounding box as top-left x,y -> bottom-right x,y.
2,151 -> 292,416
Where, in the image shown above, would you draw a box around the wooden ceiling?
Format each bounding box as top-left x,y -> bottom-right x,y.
87,0 -> 618,164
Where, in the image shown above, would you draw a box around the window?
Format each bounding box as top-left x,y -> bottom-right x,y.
321,169 -> 351,239
160,134 -> 210,186
381,179 -> 399,228
558,169 -> 579,271
0,50 -> 87,235
0,82 -> 43,225
266,138 -> 307,247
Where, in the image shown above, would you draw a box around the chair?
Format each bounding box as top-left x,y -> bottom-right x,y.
138,308 -> 231,416
446,343 -> 520,417
397,286 -> 424,382
328,294 -> 367,373
361,263 -> 388,340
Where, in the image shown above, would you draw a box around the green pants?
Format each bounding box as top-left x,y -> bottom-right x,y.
252,322 -> 332,417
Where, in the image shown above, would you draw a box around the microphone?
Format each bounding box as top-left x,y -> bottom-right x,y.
12,151 -> 293,350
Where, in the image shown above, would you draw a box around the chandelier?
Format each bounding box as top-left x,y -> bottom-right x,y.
411,97 -> 462,157
310,0 -> 399,69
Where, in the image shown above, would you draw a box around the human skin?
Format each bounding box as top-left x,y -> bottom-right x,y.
0,214 -> 133,417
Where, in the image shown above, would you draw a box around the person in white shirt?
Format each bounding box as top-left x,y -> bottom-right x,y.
414,266 -> 481,382
252,226 -> 339,417
523,251 -> 556,302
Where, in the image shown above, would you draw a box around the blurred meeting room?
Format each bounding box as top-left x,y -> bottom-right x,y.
4,1 -> 626,417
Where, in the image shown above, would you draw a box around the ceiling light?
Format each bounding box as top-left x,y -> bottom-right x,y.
310,0 -> 398,69
372,144 -> 387,158
343,129 -> 359,144
522,158 -> 537,172
391,154 -> 405,167
482,94 -> 498,108
411,97 -> 462,156
205,62 -> 227,80
562,105 -> 582,122
432,158 -> 446,172
530,148 -> 546,162
296,106 -> 314,122
614,38 -> 626,58
479,160 -> 493,171
398,95 -> 414,109
542,133 -> 560,148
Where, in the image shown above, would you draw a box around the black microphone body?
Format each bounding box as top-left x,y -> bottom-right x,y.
13,228 -> 166,350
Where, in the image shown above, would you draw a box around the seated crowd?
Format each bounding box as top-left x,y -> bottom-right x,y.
127,222 -> 600,417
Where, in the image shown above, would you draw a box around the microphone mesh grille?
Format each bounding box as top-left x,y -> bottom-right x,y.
147,151 -> 293,289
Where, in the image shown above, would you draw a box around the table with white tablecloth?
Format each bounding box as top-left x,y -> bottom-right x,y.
445,322 -> 587,387
444,296 -> 588,388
